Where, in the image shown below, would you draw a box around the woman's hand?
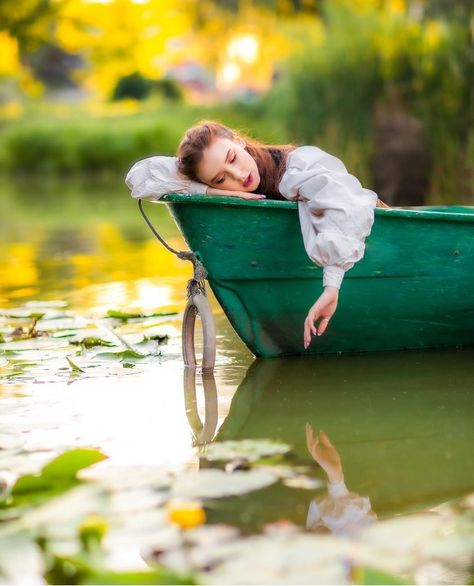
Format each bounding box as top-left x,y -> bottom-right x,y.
206,187 -> 266,200
304,286 -> 339,348
306,424 -> 343,484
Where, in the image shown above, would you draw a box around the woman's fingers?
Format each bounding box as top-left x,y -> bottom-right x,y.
317,316 -> 331,336
319,430 -> 332,447
234,192 -> 265,200
304,307 -> 320,348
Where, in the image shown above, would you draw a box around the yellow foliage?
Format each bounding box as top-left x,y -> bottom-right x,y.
424,20 -> 443,50
387,0 -> 405,15
0,101 -> 22,120
0,32 -> 19,76
56,0 -> 196,96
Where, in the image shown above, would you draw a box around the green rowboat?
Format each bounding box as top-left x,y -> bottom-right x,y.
161,195 -> 474,358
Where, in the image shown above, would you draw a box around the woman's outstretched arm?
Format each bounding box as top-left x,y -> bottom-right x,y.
279,146 -> 377,343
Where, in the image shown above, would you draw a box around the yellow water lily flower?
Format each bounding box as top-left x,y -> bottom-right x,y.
167,500 -> 206,529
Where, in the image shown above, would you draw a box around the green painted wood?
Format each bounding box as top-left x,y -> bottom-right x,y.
161,195 -> 474,358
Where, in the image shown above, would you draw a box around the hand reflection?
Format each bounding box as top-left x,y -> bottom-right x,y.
306,424 -> 343,484
305,424 -> 377,536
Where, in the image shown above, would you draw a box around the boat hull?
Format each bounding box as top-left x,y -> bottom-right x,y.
163,195 -> 474,358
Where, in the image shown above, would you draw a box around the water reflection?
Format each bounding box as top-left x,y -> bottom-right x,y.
183,367 -> 218,445
305,425 -> 376,536
184,348 -> 474,528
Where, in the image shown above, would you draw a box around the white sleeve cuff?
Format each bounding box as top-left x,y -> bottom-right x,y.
327,479 -> 350,498
323,266 -> 345,289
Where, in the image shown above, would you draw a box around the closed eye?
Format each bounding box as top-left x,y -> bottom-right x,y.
215,153 -> 237,184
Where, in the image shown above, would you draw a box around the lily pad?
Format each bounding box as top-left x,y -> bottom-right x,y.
67,356 -> 85,373
71,337 -> 116,349
106,310 -> 178,321
283,475 -> 324,490
200,439 -> 291,463
11,448 -> 107,497
170,469 -> 277,500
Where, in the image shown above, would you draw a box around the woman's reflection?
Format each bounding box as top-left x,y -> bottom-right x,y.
305,423 -> 377,536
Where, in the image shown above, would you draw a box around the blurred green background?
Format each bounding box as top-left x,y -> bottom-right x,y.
0,0 -> 472,206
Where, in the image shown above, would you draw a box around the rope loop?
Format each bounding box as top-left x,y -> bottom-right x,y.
138,199 -> 216,372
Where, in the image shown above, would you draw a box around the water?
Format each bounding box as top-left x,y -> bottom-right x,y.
0,179 -> 473,584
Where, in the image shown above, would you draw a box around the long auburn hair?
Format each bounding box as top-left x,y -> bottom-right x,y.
177,121 -> 294,199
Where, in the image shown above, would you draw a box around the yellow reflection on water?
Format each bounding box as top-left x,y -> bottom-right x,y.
0,221 -> 192,312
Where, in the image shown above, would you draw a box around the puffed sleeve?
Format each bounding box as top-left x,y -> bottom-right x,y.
125,156 -> 208,201
279,146 -> 377,289
306,479 -> 377,536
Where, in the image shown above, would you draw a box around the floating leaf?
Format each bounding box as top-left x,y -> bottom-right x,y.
106,310 -> 178,321
146,334 -> 169,344
200,439 -> 291,463
12,448 -> 107,497
0,534 -> 44,583
0,311 -> 45,319
80,569 -> 194,585
71,337 -> 116,349
283,476 -> 324,490
67,356 -> 85,373
93,349 -> 148,361
352,566 -> 408,585
171,469 -> 277,500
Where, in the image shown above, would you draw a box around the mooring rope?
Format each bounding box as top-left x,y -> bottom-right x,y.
138,199 -> 208,297
138,199 -> 216,372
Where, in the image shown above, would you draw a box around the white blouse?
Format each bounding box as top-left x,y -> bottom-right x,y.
125,147 -> 377,289
125,156 -> 208,200
306,479 -> 377,536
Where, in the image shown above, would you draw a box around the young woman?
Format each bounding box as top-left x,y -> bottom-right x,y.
126,121 -> 385,348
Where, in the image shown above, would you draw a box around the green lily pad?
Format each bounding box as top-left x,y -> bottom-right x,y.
352,566 -> 408,585
106,310 -> 178,321
93,349 -> 149,361
71,337 -> 116,349
66,356 -> 85,373
80,569 -> 194,585
11,448 -> 107,497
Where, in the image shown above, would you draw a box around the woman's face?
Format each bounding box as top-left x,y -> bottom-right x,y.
196,137 -> 260,192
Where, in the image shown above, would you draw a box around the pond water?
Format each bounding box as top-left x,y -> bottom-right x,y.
0,179 -> 473,585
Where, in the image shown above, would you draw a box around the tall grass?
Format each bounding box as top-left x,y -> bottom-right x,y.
265,3 -> 472,203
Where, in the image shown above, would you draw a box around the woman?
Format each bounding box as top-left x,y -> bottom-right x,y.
126,121 -> 383,348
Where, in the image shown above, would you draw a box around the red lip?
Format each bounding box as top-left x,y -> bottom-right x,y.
243,173 -> 252,188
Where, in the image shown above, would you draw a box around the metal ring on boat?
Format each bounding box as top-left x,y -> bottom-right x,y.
182,293 -> 216,373
183,367 -> 218,445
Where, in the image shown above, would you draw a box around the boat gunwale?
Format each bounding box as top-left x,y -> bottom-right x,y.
160,194 -> 474,223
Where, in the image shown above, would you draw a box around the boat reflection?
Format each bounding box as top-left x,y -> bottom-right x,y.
183,348 -> 474,527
